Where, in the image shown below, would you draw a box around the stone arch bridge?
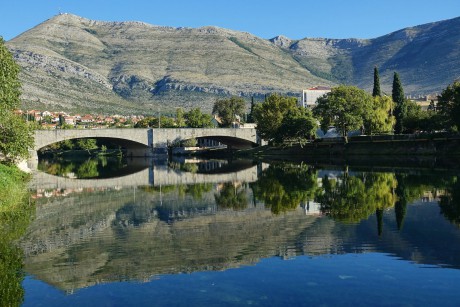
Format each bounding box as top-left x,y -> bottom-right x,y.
33,128 -> 260,158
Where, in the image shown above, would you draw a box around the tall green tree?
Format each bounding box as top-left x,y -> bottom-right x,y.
364,95 -> 395,135
0,38 -> 33,163
175,108 -> 186,128
437,81 -> 460,130
246,96 -> 256,123
392,72 -> 407,134
372,66 -> 381,97
212,96 -> 246,127
0,38 -> 21,110
252,93 -> 299,143
313,85 -> 373,137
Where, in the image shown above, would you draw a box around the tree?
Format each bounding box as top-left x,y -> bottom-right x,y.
212,96 -> 246,127
252,93 -> 298,142
313,85 -> 373,137
437,81 -> 460,130
364,95 -> 395,135
246,96 -> 256,123
215,182 -> 248,210
251,163 -> 319,214
76,138 -> 98,154
372,66 -> 381,97
392,72 -> 407,134
0,38 -> 33,163
0,38 -> 21,110
274,107 -> 317,144
317,172 -> 396,224
175,108 -> 186,128
184,108 -> 213,128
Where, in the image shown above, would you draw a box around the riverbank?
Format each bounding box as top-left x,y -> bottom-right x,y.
237,134 -> 460,170
0,164 -> 30,212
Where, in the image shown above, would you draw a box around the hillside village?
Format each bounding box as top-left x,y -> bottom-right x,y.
15,109 -> 145,129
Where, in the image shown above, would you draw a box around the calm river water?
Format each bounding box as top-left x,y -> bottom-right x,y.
13,157 -> 460,305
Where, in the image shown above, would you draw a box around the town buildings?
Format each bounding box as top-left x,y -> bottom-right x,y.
299,86 -> 331,108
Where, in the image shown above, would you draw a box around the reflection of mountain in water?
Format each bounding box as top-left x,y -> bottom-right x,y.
20,182 -> 460,293
22,161 -> 460,292
20,186 -> 324,291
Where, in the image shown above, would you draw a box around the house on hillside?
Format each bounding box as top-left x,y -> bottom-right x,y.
299,86 -> 331,108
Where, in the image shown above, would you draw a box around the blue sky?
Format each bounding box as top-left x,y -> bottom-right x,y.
1,0 -> 459,41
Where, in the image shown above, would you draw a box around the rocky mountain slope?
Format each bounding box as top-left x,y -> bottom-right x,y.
6,14 -> 460,114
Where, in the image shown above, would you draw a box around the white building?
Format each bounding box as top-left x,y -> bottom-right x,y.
300,86 -> 331,108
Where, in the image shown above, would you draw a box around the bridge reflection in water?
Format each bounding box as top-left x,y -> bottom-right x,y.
29,159 -> 260,190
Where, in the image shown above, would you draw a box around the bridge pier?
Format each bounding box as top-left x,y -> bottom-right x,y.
27,150 -> 39,170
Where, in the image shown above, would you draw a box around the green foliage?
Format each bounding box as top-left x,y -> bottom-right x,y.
184,108 -> 213,128
402,100 -> 445,133
134,117 -> 154,128
133,115 -> 176,128
185,183 -> 212,200
252,93 -> 299,143
0,38 -> 21,110
313,85 -> 373,136
76,159 -> 99,178
437,81 -> 460,130
0,111 -> 35,163
212,96 -> 246,127
158,116 -> 176,128
0,164 -> 33,306
181,138 -> 197,148
275,107 -> 317,144
175,108 -> 186,128
317,172 -> 397,224
392,72 -> 407,134
372,66 -> 381,97
0,38 -> 34,163
215,182 -> 248,210
364,95 -> 395,135
252,163 -> 319,214
76,138 -> 98,153
439,177 -> 460,227
246,97 -> 255,123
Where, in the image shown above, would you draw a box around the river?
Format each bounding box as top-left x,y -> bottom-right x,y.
12,156 -> 460,306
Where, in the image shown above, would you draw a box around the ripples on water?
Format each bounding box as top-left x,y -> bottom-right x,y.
15,158 -> 460,306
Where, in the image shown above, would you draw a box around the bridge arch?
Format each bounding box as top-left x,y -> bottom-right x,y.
33,129 -> 152,156
153,128 -> 259,150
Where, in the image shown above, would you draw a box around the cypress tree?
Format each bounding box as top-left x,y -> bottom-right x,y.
392,72 -> 406,134
372,66 -> 381,97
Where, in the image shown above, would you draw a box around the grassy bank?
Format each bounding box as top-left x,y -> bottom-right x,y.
0,163 -> 34,306
0,164 -> 30,213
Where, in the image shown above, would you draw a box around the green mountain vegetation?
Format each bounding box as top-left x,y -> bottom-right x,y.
6,14 -> 460,114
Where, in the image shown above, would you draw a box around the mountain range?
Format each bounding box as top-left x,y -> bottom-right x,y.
6,14 -> 460,114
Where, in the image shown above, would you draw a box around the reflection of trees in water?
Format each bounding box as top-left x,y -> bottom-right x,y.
317,173 -> 397,224
439,177 -> 460,226
252,163 -> 319,214
141,183 -> 213,201
38,156 -> 126,179
0,193 -> 33,306
215,182 -> 249,211
76,159 -> 100,178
